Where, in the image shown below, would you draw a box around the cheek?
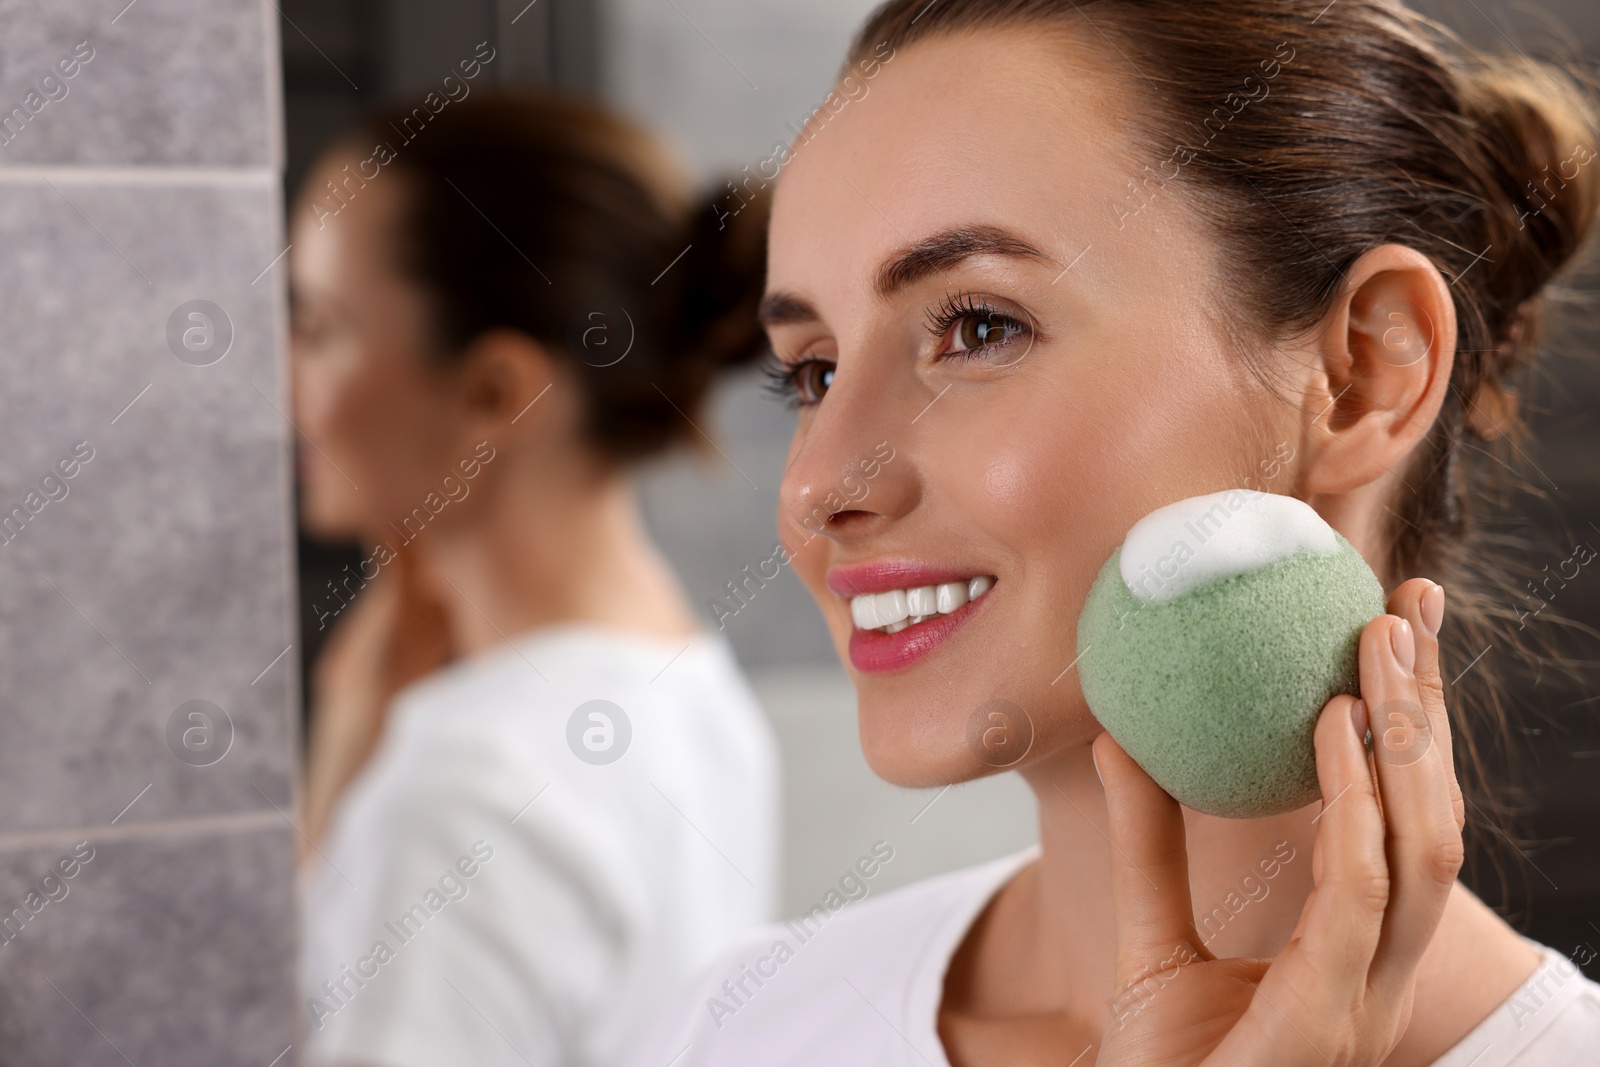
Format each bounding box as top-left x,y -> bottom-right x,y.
932,390 -> 1128,576
303,346 -> 457,518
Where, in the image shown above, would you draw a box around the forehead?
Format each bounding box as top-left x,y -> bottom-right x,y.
768,26 -> 1145,302
292,152 -> 411,283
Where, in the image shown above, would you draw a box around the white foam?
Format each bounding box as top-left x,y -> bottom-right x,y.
1118,490 -> 1338,603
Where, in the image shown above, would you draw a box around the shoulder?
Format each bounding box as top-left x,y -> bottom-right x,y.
308,626 -> 780,956
626,848 -> 1037,1067
1432,941 -> 1600,1067
361,625 -> 773,799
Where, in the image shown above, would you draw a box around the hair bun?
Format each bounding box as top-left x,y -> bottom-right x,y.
1455,57 -> 1599,437
658,183 -> 771,377
1460,57 -> 1599,342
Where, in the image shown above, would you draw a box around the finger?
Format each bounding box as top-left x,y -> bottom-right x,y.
1362,610 -> 1463,1000
1387,578 -> 1462,832
1092,732 -> 1212,990
1292,690 -> 1388,1015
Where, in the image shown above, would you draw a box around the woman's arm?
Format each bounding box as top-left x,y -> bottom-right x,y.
302,549 -> 453,855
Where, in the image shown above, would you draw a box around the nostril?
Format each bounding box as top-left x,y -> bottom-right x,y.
828,509 -> 874,529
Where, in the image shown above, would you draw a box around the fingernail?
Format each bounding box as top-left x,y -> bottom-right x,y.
1390,617 -> 1415,674
1351,698 -> 1369,742
1092,745 -> 1105,787
1421,582 -> 1445,638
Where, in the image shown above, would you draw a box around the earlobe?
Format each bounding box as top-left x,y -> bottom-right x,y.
1300,246 -> 1457,495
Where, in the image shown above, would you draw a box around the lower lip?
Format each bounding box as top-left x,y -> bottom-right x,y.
847,591 -> 990,674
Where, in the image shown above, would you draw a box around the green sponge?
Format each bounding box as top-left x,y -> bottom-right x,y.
1077,490 -> 1385,818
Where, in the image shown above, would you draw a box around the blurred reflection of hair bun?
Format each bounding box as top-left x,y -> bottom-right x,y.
333,92 -> 772,464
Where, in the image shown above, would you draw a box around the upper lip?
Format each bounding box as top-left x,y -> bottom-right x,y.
825,560 -> 991,599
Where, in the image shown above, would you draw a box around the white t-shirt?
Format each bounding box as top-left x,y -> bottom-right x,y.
627,848 -> 1600,1067
300,625 -> 780,1067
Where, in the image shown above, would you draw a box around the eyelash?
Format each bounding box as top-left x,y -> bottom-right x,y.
763,352 -> 817,411
765,293 -> 1033,408
924,292 -> 1033,360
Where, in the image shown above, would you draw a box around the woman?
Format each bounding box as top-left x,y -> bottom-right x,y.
629,1 -> 1600,1064
290,95 -> 779,1066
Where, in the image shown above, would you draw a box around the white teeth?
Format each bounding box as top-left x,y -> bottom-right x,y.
905,585 -> 937,617
935,581 -> 969,614
849,588 -> 908,629
876,588 -> 909,626
849,575 -> 995,634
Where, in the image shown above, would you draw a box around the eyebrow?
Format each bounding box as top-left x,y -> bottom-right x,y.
757,292 -> 820,328
875,225 -> 1053,297
757,224 -> 1055,329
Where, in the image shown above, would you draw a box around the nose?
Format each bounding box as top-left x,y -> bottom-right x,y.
778,369 -> 919,548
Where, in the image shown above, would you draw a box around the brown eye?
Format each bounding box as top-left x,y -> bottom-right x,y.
793,360 -> 835,404
953,314 -> 1022,352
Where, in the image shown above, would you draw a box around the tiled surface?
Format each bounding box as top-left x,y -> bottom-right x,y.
0,0 -> 296,1060
0,181 -> 295,834
0,825 -> 296,1067
0,0 -> 273,168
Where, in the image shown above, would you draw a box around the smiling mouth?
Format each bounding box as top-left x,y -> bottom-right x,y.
849,576 -> 996,634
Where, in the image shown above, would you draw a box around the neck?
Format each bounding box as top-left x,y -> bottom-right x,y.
404,450 -> 698,658
999,751 -> 1318,1016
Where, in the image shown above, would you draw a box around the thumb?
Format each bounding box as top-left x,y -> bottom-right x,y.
1093,732 -> 1213,992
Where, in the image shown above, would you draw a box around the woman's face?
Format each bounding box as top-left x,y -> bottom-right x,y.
289,158 -> 472,543
769,29 -> 1298,786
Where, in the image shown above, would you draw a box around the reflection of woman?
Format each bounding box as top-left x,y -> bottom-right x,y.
289,95 -> 779,1066
632,2 -> 1600,1065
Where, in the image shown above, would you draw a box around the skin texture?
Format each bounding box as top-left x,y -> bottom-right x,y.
767,27 -> 1540,1067
289,154 -> 698,852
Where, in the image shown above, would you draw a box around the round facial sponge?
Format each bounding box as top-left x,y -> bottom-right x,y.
1077,489 -> 1385,818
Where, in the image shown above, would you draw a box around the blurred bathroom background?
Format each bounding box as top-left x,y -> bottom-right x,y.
285,0 -> 1600,949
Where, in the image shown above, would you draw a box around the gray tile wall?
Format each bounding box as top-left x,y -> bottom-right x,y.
0,2 -> 297,1064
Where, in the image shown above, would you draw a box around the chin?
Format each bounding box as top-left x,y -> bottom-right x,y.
853,686 -> 1016,789
851,655 -> 1100,790
298,489 -> 366,544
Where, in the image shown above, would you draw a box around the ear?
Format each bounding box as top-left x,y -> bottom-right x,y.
452,328 -> 577,450
1298,244 -> 1457,496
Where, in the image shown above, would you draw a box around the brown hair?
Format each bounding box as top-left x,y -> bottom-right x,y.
850,0 -> 1599,873
330,93 -> 768,463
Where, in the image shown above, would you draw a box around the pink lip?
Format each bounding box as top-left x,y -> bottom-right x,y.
847,592 -> 991,674
827,560 -> 996,675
